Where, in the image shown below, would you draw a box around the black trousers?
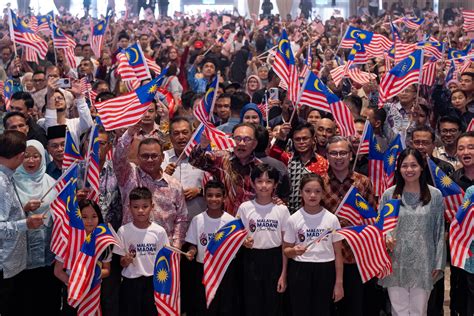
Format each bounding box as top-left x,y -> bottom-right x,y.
466,269 -> 474,316
288,260 -> 335,316
427,276 -> 445,316
119,276 -> 157,316
0,270 -> 25,316
242,247 -> 284,316
451,265 -> 468,315
334,263 -> 363,316
101,254 -> 122,316
22,266 -> 62,315
191,261 -> 240,316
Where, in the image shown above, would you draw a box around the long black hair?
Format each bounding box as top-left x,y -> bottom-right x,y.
392,148 -> 431,205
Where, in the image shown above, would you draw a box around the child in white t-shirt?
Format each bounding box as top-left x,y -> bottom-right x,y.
283,174 -> 344,316
113,187 -> 169,316
184,180 -> 237,315
237,163 -> 290,316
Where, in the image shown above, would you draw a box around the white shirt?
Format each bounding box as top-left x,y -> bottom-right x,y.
284,207 -> 342,263
237,200 -> 290,249
113,222 -> 169,278
162,148 -> 206,219
185,211 -> 235,263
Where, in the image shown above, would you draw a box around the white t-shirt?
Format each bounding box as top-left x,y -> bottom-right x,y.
185,211 -> 235,263
284,207 -> 343,263
113,222 -> 169,278
237,200 -> 290,249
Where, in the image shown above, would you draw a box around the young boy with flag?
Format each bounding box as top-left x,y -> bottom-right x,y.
184,180 -> 237,315
113,187 -> 169,316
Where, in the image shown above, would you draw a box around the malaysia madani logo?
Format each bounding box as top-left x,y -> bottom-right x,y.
199,232 -> 208,246
297,228 -> 306,242
249,219 -> 256,233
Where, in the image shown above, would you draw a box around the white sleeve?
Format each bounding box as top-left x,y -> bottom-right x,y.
75,97 -> 94,135
280,206 -> 291,233
332,216 -> 344,243
185,217 -> 198,245
44,108 -> 58,130
283,217 -> 296,244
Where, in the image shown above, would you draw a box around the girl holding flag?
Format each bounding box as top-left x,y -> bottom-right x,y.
283,173 -> 344,316
54,199 -> 112,315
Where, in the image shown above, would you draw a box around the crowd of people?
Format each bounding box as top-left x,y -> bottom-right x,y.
0,1 -> 474,316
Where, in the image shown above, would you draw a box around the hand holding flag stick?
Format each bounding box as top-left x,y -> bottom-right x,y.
165,244 -> 188,256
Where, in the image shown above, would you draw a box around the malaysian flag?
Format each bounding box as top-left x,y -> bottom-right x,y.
467,119 -> 474,132
373,199 -> 401,235
421,59 -> 437,86
68,224 -> 118,310
51,23 -> 77,69
95,69 -> 167,131
299,46 -> 312,80
448,42 -> 472,66
462,10 -> 474,32
427,157 -> 465,222
356,120 -> 373,155
368,131 -> 385,197
449,193 -> 474,269
299,71 -> 331,112
24,46 -> 39,63
206,124 -> 236,151
122,42 -> 151,81
273,29 -> 299,103
336,225 -> 392,283
203,218 -> 247,307
116,51 -> 140,91
193,76 -> 219,127
36,11 -> 54,33
90,15 -> 110,57
3,79 -> 13,110
445,60 -> 456,84
378,49 -> 422,105
183,124 -> 206,156
335,186 -> 378,226
383,135 -> 403,189
79,77 -> 97,102
154,247 -> 181,316
145,56 -> 162,75
63,129 -> 83,170
340,26 -> 392,58
9,10 -> 48,59
50,164 -> 79,259
394,16 -> 425,29
330,42 -> 376,86
77,264 -> 102,316
418,41 -> 445,60
84,124 -> 100,203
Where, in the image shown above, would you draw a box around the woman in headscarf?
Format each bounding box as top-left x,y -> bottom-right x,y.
13,139 -> 60,314
240,103 -> 265,126
245,75 -> 263,99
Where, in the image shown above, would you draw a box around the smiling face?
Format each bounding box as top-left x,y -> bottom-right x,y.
141,104 -> 158,126
439,122 -> 461,147
23,146 -> 42,173
232,126 -> 257,161
170,120 -> 192,154
399,154 -> 422,184
247,77 -> 260,91
252,172 -> 277,200
138,143 -> 163,175
242,110 -> 260,125
53,91 -> 66,112
327,140 -> 352,173
398,85 -> 417,106
293,128 -> 314,155
457,136 -> 474,169
205,187 -> 225,212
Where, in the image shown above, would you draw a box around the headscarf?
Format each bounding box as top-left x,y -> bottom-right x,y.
240,103 -> 264,126
13,140 -> 57,210
245,74 -> 263,97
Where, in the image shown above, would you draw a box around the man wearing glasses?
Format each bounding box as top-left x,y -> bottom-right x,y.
189,122 -> 261,216
113,124 -> 189,249
321,136 -> 377,316
433,116 -> 463,170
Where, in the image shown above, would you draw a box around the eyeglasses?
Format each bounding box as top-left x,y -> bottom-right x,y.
139,153 -> 162,161
24,154 -> 41,160
293,136 -> 312,143
328,151 -> 350,158
233,136 -> 255,144
33,78 -> 45,82
440,128 -> 459,135
54,97 -> 65,102
412,140 -> 432,146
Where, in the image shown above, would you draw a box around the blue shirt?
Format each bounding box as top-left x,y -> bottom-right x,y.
46,161 -> 62,180
0,165 -> 28,278
187,65 -> 211,93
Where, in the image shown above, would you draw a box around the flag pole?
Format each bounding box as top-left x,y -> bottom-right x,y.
165,244 -> 188,256
40,161 -> 78,202
264,90 -> 269,129
414,49 -> 424,110
8,9 -> 18,58
352,121 -> 369,172
83,124 -> 96,186
289,68 -> 311,123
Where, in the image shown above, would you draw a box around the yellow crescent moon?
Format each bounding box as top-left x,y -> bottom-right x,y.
278,39 -> 289,53
407,55 -> 416,72
205,87 -> 215,100
384,203 -> 395,217
156,256 -> 170,270
314,79 -> 323,91
96,225 -> 107,236
130,48 -> 139,64
55,27 -> 62,37
350,29 -> 360,39
221,224 -> 237,235
435,166 -> 440,177
5,85 -> 10,92
391,144 -> 399,151
21,20 -> 29,28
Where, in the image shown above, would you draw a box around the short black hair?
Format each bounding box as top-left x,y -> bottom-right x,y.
412,125 -> 435,142
0,130 -> 27,158
251,163 -> 280,183
78,199 -> 104,224
367,105 -> 387,125
354,117 -> 366,125
11,91 -> 34,109
255,125 -> 269,153
204,179 -> 226,195
344,95 -> 363,115
169,116 -> 192,132
181,91 -> 196,110
230,92 -> 251,115
293,122 -> 315,138
460,72 -> 474,80
129,187 -> 152,202
3,111 -> 27,128
118,32 -> 130,41
138,138 -> 162,153
456,131 -> 474,148
95,91 -> 115,103
217,93 -> 232,100
232,122 -> 257,139
437,116 -> 462,131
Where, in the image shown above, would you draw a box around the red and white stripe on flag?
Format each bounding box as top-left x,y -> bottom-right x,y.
449,203 -> 474,269
462,10 -> 474,32
145,56 -> 161,75
330,101 -> 356,137
203,229 -> 247,308
116,52 -> 140,90
445,194 -> 465,223
467,119 -> 474,132
155,251 -> 181,316
336,226 -> 392,283
77,283 -> 101,316
421,61 -> 437,86
369,160 -> 386,197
